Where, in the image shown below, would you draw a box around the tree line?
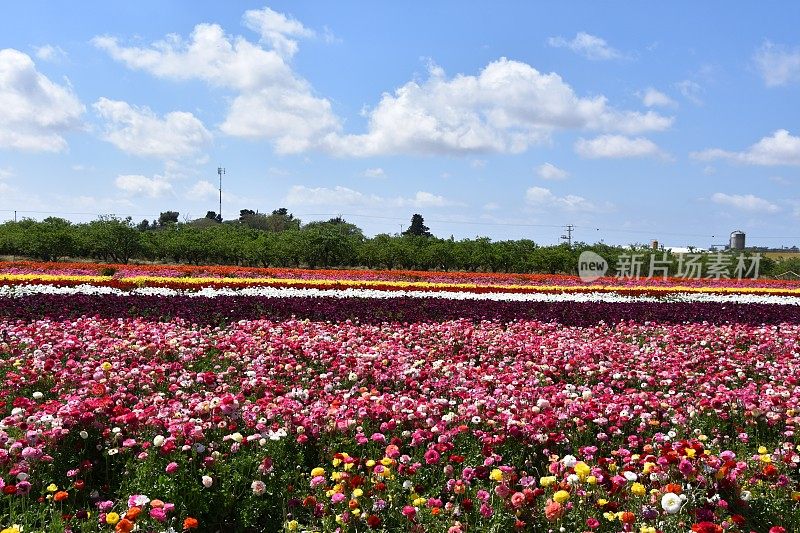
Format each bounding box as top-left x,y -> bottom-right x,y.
0,209 -> 795,277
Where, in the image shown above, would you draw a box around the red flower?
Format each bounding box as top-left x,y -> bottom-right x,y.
691,522 -> 723,533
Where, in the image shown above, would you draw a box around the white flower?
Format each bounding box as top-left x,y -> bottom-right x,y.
202,475 -> 213,488
153,435 -> 165,447
251,480 -> 266,496
229,432 -> 243,443
32,391 -> 43,400
661,492 -> 682,514
623,471 -> 638,481
79,430 -> 89,439
740,490 -> 751,501
561,455 -> 577,468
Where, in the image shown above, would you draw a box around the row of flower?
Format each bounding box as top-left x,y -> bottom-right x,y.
3,273 -> 800,300
1,317 -> 799,532
1,290 -> 800,325
3,260 -> 800,289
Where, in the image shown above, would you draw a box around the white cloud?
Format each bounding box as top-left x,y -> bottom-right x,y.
285,185 -> 456,208
547,32 -> 621,60
324,58 -> 671,157
186,180 -> 218,201
754,41 -> 800,87
691,130 -> 800,166
711,192 -> 780,213
470,159 -> 487,168
115,174 -> 173,198
242,6 -> 314,58
536,162 -> 569,180
525,186 -> 610,213
482,202 -> 500,211
94,12 -> 669,158
35,44 -> 68,62
0,48 -> 84,152
93,15 -> 338,154
641,88 -> 676,108
0,167 -> 12,179
94,97 -> 211,159
362,167 -> 386,178
674,79 -> 703,105
574,135 -> 665,159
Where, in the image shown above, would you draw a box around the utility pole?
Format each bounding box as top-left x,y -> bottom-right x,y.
561,224 -> 574,246
217,166 -> 225,222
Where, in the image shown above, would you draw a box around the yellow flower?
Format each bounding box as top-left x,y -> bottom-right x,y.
106,512 -> 120,525
352,488 -> 363,498
365,460 -> 376,468
490,469 -> 504,482
608,462 -> 618,472
597,498 -> 609,506
539,475 -> 556,487
46,483 -> 58,492
344,462 -> 354,471
311,467 -> 325,477
587,475 -> 597,485
331,471 -> 343,481
1,527 -> 21,533
631,482 -> 646,497
573,462 -> 591,479
643,462 -> 655,474
352,508 -> 361,517
286,520 -> 299,531
413,497 -> 427,506
603,511 -> 616,521
758,446 -> 768,454
380,457 -> 393,466
640,527 -> 656,533
553,490 -> 569,503
101,361 -> 112,372
685,448 -> 696,458
760,454 -> 772,463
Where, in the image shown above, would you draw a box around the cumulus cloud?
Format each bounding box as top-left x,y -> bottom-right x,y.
362,167 -> 386,178
285,185 -> 456,208
242,6 -> 314,58
94,11 -> 669,158
574,135 -> 665,159
94,97 -> 211,159
115,174 -> 173,198
186,180 -> 218,201
324,58 -> 672,157
34,44 -> 68,62
536,162 -> 569,180
674,79 -> 703,105
93,11 -> 338,154
711,192 -> 780,213
754,41 -> 800,87
525,186 -> 611,213
0,48 -> 84,152
691,130 -> 800,166
547,32 -> 622,60
641,88 -> 676,108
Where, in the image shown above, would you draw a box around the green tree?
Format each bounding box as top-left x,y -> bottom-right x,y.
403,214 -> 432,237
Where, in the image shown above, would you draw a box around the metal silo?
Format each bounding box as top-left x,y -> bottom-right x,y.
729,230 -> 745,250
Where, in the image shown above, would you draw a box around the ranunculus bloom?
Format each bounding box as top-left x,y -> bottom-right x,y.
544,499 -> 563,521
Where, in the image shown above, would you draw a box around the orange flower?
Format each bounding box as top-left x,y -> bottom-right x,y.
183,517 -> 199,530
150,499 -> 165,508
53,491 -> 69,502
664,483 -> 683,495
115,519 -> 135,533
620,511 -> 636,524
125,506 -> 142,520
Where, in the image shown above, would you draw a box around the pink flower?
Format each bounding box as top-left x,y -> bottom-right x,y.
165,462 -> 179,474
424,448 -> 441,465
510,491 -> 525,508
544,499 -> 563,521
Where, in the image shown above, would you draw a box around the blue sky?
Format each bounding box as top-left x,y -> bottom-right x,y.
1,1 -> 799,247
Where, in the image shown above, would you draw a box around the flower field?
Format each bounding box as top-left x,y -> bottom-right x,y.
1,263 -> 800,532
